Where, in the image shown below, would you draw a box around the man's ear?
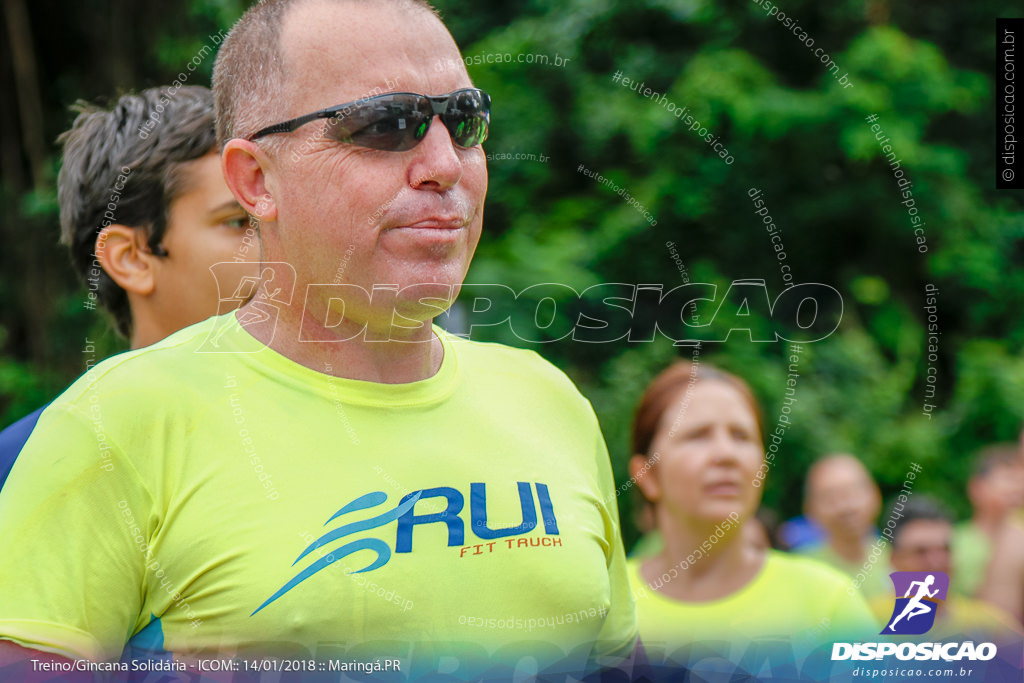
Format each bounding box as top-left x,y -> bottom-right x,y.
868,482 -> 883,519
222,139 -> 278,222
630,453 -> 661,502
95,226 -> 157,296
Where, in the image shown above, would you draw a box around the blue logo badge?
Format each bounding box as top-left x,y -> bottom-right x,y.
882,571 -> 949,635
252,482 -> 559,616
252,491 -> 421,615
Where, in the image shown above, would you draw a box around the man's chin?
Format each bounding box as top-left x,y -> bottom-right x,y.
378,267 -> 467,305
392,291 -> 457,325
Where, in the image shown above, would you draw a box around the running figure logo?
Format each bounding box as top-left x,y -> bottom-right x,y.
882,571 -> 949,635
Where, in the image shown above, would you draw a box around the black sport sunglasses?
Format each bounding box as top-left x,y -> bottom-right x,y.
247,88 -> 490,152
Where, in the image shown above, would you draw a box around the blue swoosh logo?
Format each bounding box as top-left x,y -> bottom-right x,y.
252,491 -> 422,615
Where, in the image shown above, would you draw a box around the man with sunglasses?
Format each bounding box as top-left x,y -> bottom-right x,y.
0,0 -> 640,679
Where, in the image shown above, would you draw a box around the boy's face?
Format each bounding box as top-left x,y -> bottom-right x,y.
150,151 -> 260,336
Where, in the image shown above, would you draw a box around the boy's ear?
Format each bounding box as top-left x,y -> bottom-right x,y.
222,139 -> 278,222
95,225 -> 158,296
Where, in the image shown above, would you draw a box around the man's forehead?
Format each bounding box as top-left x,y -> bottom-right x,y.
810,457 -> 873,490
898,520 -> 951,545
278,0 -> 469,111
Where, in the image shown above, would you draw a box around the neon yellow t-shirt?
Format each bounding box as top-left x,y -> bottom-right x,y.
628,551 -> 878,657
798,542 -> 892,602
0,313 -> 637,676
952,522 -> 991,597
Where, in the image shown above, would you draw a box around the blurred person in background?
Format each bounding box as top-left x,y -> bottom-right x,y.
625,361 -> 876,667
0,85 -> 258,491
953,444 -> 1024,597
872,496 -> 1022,640
630,502 -> 786,557
980,430 -> 1024,623
777,513 -> 825,551
799,453 -> 890,601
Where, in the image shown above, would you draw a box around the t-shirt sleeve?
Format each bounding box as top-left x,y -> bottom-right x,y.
0,403 -> 151,660
586,426 -> 640,668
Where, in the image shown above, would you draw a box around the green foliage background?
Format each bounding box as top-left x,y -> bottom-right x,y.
1,0 -> 1021,550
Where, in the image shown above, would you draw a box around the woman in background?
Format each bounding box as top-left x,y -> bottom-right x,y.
626,361 -> 877,661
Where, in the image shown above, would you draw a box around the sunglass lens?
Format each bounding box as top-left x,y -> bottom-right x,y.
325,96 -> 427,151
324,90 -> 489,151
444,91 -> 489,148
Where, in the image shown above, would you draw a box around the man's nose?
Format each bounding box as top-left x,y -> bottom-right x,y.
408,115 -> 463,190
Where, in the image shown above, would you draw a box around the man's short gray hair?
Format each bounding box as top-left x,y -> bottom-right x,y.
212,0 -> 439,148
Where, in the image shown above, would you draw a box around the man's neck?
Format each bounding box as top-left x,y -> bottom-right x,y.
237,299 -> 444,383
971,510 -> 1007,538
828,534 -> 868,564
